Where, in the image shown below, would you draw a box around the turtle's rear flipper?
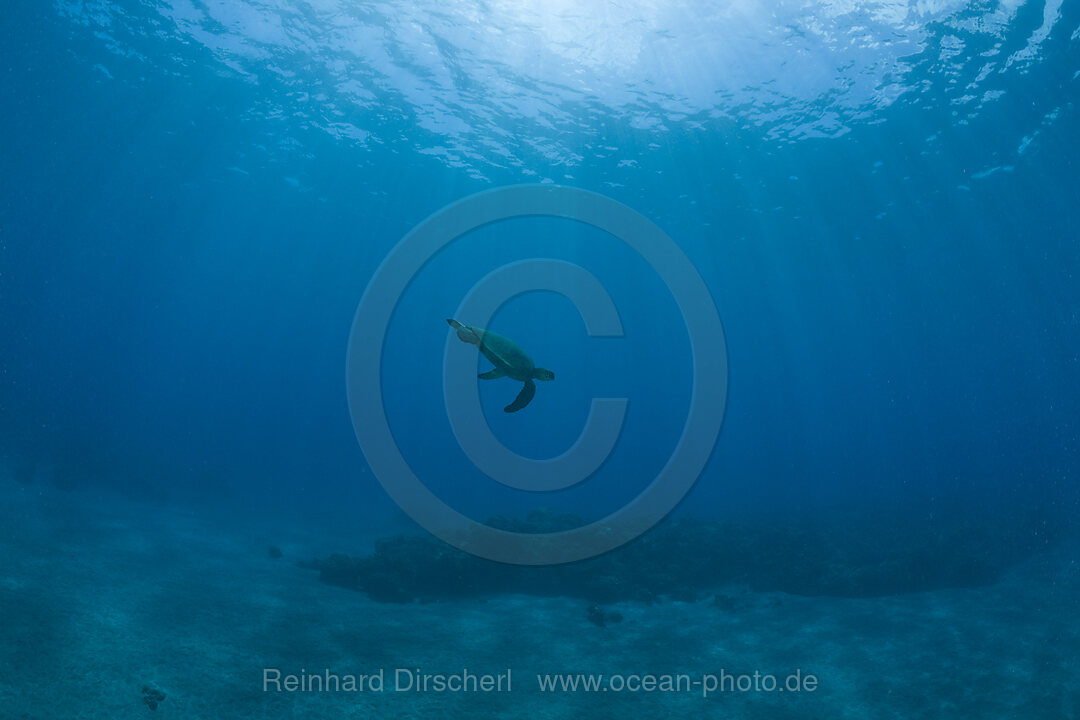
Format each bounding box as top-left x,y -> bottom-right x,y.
446,318 -> 480,345
505,378 -> 536,412
479,368 -> 506,380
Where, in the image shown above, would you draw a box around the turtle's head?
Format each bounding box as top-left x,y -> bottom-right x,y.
533,368 -> 555,381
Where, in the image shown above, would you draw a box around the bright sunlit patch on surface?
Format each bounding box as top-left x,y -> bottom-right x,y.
55,0 -> 1072,176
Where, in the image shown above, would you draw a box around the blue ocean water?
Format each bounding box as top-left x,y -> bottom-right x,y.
1,1 -> 1078,717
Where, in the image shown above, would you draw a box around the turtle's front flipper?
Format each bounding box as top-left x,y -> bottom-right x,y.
505,378 -> 536,412
479,368 -> 506,380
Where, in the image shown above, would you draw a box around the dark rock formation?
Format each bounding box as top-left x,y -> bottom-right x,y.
302,504 -> 1063,603
141,685 -> 166,711
586,605 -> 624,627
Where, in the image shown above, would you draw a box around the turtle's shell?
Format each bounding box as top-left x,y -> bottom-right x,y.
478,330 -> 535,380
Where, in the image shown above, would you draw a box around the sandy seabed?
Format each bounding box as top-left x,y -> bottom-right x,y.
0,481 -> 1077,720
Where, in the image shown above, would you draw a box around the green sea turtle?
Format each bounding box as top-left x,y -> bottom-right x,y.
446,318 -> 555,412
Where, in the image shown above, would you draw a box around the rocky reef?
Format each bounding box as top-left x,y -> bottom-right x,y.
302,504 -> 1063,604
